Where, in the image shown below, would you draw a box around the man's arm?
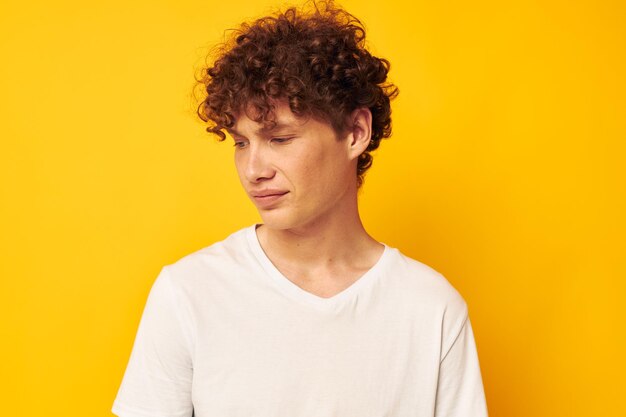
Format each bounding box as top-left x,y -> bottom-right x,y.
435,316 -> 489,416
112,266 -> 194,417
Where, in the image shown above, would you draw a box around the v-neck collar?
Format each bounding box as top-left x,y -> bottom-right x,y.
245,223 -> 393,312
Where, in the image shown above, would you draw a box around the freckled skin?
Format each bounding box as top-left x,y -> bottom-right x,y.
231,101 -> 357,233
228,100 -> 381,295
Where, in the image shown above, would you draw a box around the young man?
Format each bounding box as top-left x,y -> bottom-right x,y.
112,1 -> 488,416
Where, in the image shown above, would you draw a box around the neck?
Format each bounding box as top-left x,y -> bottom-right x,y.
256,192 -> 382,272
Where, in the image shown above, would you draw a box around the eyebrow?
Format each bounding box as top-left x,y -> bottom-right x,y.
226,121 -> 299,137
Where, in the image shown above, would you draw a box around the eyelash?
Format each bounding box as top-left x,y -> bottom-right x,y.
232,137 -> 294,148
271,137 -> 294,144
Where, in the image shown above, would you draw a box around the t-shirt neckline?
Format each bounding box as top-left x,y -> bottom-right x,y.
245,223 -> 392,312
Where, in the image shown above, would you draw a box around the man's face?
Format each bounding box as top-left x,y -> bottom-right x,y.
228,101 -> 356,231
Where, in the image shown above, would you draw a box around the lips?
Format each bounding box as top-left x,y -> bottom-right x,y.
250,190 -> 289,208
251,191 -> 288,198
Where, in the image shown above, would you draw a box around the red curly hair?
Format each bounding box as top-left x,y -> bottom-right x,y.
196,0 -> 398,187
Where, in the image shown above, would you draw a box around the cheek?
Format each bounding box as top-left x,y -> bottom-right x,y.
233,156 -> 244,180
299,151 -> 348,191
286,138 -> 351,191
234,150 -> 251,171
234,154 -> 252,188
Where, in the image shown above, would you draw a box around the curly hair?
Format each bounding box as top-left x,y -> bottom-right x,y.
195,0 -> 398,187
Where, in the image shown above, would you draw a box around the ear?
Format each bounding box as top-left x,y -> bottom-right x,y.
345,107 -> 372,161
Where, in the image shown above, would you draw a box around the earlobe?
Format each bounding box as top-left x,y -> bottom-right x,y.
348,107 -> 373,159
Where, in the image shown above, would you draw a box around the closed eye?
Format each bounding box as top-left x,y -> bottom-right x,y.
271,137 -> 295,144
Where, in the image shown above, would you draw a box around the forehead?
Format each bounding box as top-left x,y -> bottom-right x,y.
229,101 -> 307,134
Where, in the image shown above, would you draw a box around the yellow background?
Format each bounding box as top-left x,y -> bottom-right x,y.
1,0 -> 624,415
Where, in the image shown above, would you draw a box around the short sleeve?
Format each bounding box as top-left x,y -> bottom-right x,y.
112,266 -> 194,417
435,316 -> 489,417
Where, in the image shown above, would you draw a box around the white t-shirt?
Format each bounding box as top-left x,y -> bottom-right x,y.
112,225 -> 488,417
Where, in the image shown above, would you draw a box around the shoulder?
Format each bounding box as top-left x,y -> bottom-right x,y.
386,249 -> 467,307
160,225 -> 255,290
383,248 -> 471,354
384,247 -> 469,327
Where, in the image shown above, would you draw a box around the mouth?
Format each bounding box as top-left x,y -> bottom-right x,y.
251,191 -> 289,208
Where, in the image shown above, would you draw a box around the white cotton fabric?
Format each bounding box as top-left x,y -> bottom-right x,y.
112,224 -> 488,417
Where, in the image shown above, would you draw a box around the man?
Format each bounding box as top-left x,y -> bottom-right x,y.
112,1 -> 489,416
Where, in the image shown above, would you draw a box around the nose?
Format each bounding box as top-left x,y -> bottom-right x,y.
242,142 -> 275,183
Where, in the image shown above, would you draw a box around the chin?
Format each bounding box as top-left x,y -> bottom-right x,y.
257,209 -> 307,232
258,215 -> 295,231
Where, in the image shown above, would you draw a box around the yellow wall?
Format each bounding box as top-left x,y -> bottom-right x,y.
1,0 -> 624,415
